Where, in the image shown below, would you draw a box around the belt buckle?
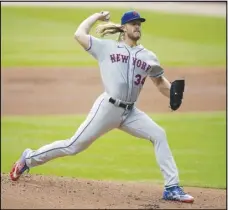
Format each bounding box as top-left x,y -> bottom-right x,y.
125,104 -> 131,110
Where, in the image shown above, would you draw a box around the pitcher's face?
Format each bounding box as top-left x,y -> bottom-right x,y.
123,20 -> 142,41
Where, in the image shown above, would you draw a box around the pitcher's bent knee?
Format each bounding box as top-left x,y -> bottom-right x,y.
149,126 -> 167,143
159,127 -> 167,137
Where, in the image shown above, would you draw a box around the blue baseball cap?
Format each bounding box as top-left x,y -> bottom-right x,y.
121,10 -> 146,25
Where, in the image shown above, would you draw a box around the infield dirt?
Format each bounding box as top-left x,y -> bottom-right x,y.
1,67 -> 226,115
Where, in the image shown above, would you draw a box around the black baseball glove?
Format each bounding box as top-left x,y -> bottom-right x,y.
170,79 -> 185,111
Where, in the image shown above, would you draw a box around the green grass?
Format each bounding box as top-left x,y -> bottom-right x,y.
1,112 -> 226,189
1,6 -> 226,67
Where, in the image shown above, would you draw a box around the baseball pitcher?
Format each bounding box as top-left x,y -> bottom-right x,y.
10,10 -> 193,203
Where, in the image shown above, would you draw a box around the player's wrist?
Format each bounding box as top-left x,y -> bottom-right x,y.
94,13 -> 104,20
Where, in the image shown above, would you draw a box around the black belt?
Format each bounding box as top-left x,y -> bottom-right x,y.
109,97 -> 134,110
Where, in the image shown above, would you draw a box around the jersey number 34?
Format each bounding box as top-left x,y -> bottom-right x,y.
134,74 -> 146,86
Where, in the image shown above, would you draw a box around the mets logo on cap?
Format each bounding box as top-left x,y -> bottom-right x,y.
133,11 -> 138,16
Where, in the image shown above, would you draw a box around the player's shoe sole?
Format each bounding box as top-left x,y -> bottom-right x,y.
10,148 -> 31,181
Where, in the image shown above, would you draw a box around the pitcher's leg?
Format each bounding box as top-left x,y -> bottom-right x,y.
25,94 -> 122,168
120,108 -> 179,187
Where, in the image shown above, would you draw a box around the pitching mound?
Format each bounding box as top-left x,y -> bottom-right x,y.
1,173 -> 226,209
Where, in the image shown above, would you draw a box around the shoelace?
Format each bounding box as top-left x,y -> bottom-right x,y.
174,186 -> 186,195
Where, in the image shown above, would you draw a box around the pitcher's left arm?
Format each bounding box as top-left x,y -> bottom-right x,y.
147,51 -> 184,111
151,75 -> 170,98
151,74 -> 185,111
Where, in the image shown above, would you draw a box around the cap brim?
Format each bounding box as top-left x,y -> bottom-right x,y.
139,18 -> 146,22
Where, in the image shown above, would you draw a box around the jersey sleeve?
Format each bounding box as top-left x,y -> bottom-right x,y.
147,53 -> 164,78
148,65 -> 164,78
85,35 -> 106,60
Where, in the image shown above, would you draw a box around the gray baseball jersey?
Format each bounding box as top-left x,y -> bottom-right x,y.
24,35 -> 179,188
86,35 -> 164,103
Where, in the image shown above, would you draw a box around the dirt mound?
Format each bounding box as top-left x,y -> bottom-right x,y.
1,67 -> 226,115
1,173 -> 226,209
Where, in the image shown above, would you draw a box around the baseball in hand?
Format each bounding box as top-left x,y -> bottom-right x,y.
100,11 -> 110,21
